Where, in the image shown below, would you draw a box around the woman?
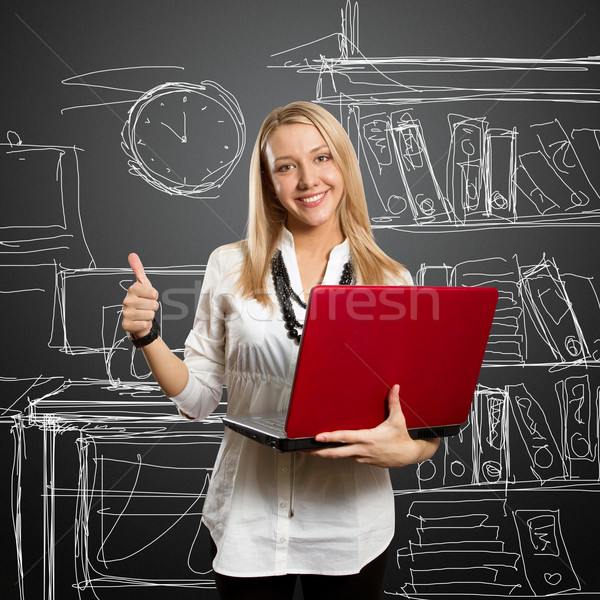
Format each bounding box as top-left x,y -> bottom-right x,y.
122,101 -> 440,599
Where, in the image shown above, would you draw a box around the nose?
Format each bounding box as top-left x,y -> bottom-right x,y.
297,162 -> 319,189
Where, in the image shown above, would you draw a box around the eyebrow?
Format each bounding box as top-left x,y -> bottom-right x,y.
273,144 -> 330,163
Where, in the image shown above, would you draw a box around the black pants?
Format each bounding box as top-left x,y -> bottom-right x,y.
210,538 -> 388,600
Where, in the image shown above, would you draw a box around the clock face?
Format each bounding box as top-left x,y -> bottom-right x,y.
122,81 -> 245,198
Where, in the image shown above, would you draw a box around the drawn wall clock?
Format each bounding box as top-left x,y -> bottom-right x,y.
122,80 -> 245,198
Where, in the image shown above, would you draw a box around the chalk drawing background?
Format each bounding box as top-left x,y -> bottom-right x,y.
1,1 -> 600,598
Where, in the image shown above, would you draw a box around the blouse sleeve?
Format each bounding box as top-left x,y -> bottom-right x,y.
169,248 -> 227,421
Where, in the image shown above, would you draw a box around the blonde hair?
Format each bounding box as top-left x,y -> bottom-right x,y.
237,101 -> 409,306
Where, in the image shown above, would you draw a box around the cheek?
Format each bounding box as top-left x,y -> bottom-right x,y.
324,165 -> 344,189
273,176 -> 296,198
272,179 -> 284,196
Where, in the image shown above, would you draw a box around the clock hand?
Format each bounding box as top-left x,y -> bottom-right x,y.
160,118 -> 187,143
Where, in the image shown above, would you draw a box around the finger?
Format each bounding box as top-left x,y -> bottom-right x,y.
128,281 -> 159,301
387,385 -> 412,437
306,443 -> 364,460
124,308 -> 157,322
387,384 -> 404,418
315,429 -> 369,444
123,319 -> 153,335
128,252 -> 150,286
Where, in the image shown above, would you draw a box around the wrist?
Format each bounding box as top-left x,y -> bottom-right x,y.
127,318 -> 161,348
415,437 -> 440,463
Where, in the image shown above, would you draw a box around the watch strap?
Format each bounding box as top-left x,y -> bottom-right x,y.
128,318 -> 161,349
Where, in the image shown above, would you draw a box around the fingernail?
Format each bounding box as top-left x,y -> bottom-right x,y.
393,384 -> 400,394
316,435 -> 325,442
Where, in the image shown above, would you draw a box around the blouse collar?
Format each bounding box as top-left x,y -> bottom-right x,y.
277,227 -> 351,298
278,227 -> 350,262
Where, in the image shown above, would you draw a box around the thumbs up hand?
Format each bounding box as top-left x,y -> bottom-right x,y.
122,253 -> 160,338
128,252 -> 152,286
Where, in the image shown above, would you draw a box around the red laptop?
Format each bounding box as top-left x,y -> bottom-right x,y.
223,285 -> 498,451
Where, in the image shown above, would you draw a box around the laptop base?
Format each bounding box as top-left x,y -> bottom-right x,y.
223,415 -> 344,452
223,414 -> 462,453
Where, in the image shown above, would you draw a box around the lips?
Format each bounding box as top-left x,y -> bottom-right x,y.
295,190 -> 327,205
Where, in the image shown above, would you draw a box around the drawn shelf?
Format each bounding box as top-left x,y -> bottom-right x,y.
372,212 -> 600,232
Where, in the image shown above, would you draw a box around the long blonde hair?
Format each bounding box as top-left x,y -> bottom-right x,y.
237,101 -> 409,306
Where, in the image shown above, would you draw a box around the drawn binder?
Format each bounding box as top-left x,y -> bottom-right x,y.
446,114 -> 487,223
391,110 -> 451,224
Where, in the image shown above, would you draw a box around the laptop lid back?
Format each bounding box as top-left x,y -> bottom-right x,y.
285,286 -> 498,439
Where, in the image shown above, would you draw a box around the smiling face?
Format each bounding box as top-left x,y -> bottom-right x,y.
263,123 -> 345,237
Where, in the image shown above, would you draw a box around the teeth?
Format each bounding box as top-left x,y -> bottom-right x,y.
299,191 -> 325,203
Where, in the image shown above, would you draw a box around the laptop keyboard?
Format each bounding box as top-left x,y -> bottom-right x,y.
253,416 -> 286,433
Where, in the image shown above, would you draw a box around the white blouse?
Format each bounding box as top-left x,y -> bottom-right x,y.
171,228 -> 413,577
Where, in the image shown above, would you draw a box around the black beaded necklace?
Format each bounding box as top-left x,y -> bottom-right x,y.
271,249 -> 355,344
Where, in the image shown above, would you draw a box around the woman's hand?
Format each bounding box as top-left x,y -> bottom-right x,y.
305,385 -> 440,468
122,253 -> 160,338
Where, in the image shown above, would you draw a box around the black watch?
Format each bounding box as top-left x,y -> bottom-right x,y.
127,318 -> 161,349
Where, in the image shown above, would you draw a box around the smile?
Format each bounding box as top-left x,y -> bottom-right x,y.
296,191 -> 327,204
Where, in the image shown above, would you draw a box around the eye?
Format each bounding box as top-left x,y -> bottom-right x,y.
315,154 -> 331,163
277,163 -> 294,172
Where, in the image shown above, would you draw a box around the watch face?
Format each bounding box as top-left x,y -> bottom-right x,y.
122,81 -> 245,198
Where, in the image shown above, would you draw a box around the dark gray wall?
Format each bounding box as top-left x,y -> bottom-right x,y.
2,1 -> 600,598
